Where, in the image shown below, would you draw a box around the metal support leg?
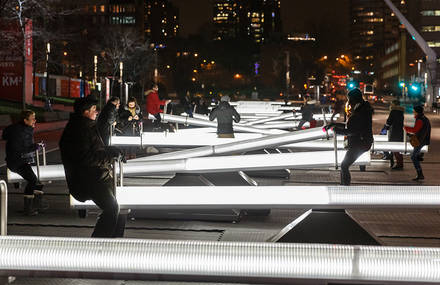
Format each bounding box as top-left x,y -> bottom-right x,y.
333,135 -> 338,170
35,149 -> 41,182
0,180 -> 7,236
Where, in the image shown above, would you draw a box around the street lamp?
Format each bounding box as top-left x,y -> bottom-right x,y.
119,61 -> 123,100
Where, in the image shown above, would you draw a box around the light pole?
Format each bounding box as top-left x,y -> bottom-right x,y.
119,61 -> 123,100
45,42 -> 50,98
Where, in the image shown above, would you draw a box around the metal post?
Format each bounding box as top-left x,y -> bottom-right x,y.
333,134 -> 338,170
113,159 -> 118,195
35,149 -> 41,182
404,129 -> 408,154
0,180 -> 7,236
42,145 -> 46,166
119,157 -> 124,187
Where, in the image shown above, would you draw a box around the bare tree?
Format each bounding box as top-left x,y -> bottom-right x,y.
1,0 -> 69,109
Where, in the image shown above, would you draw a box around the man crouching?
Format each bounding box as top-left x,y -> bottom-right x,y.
59,95 -> 125,238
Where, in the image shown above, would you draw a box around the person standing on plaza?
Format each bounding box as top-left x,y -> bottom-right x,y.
60,96 -> 126,238
2,110 -> 48,216
97,96 -> 120,146
382,100 -> 404,169
325,88 -> 373,185
404,105 -> 431,181
209,95 -> 240,138
297,98 -> 317,129
145,83 -> 171,130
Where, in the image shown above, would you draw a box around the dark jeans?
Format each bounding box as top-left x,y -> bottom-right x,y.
11,164 -> 40,195
89,184 -> 126,238
153,113 -> 161,128
411,145 -> 424,172
341,146 -> 369,185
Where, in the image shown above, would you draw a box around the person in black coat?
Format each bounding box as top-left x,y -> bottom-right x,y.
2,110 -> 45,215
97,96 -> 120,146
383,100 -> 404,169
59,96 -> 126,238
404,105 -> 431,181
118,97 -> 143,136
297,99 -> 317,129
325,88 -> 373,185
209,95 -> 240,138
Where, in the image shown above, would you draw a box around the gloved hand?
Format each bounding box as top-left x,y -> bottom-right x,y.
323,123 -> 335,132
34,142 -> 45,151
120,153 -> 127,163
380,125 -> 387,135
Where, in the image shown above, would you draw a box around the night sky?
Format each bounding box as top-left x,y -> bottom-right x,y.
170,0 -> 350,40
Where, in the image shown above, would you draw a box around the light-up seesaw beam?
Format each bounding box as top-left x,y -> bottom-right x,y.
112,131 -> 426,154
131,127 -> 333,161
71,185 -> 440,209
2,236 -> 439,284
161,113 -> 285,135
7,150 -> 368,183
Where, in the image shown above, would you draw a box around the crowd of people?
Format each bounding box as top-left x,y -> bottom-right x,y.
2,85 -> 432,238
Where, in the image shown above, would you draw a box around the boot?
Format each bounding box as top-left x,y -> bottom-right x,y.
33,190 -> 49,213
23,195 -> 38,216
412,170 -> 425,181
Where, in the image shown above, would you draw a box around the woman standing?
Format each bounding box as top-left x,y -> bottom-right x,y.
404,105 -> 431,181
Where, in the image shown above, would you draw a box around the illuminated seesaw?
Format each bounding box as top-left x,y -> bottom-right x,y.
131,127 -> 333,161
112,131 -> 427,154
1,236 -> 439,284
71,185 -> 440,209
7,150 -> 368,183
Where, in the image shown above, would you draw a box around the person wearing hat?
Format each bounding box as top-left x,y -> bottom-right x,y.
325,88 -> 373,185
59,95 -> 126,237
209,95 -> 241,138
404,105 -> 431,181
382,100 -> 405,170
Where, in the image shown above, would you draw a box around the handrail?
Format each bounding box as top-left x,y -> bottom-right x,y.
0,180 -> 7,236
0,236 -> 439,283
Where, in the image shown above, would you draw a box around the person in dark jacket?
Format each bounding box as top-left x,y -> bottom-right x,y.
59,96 -> 126,238
209,95 -> 240,138
383,100 -> 404,169
2,110 -> 46,216
404,105 -> 431,181
325,88 -> 373,185
97,96 -> 120,146
297,98 -> 317,129
118,97 -> 143,136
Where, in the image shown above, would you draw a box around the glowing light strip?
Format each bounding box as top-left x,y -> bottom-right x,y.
281,141 -> 429,153
1,236 -> 439,283
161,114 -> 285,134
0,180 -> 7,236
71,185 -> 440,209
132,127 -> 332,161
8,149 -> 365,183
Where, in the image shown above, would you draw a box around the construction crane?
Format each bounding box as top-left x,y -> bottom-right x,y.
383,0 -> 437,110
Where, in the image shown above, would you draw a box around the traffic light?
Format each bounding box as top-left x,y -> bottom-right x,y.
347,80 -> 358,90
408,82 -> 422,97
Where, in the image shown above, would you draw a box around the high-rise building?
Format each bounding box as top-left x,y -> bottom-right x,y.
145,0 -> 179,45
350,0 -> 406,77
418,0 -> 440,55
213,0 -> 282,43
213,0 -> 241,40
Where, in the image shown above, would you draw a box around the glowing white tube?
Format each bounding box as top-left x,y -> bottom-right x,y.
71,185 -> 440,209
1,236 -> 440,283
161,114 -> 285,135
8,149 -> 366,183
132,127 -> 333,161
254,121 -> 309,129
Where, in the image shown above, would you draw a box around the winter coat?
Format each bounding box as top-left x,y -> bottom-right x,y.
146,90 -> 166,115
97,102 -> 118,145
59,113 -> 118,202
300,104 -> 314,122
209,101 -> 241,134
2,122 -> 37,171
385,105 -> 404,142
118,104 -> 143,136
334,100 -> 373,149
404,114 -> 431,146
